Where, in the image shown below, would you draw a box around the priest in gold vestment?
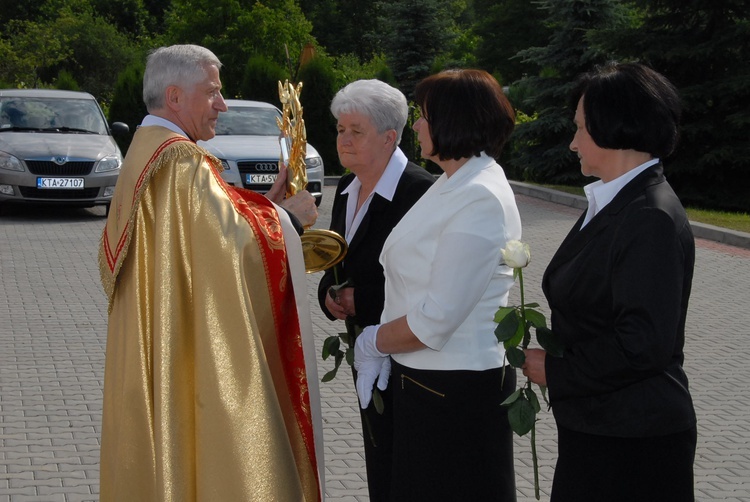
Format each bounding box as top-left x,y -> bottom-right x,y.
98,44 -> 323,501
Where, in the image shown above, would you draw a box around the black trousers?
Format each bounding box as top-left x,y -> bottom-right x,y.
389,360 -> 517,502
352,370 -> 394,502
551,424 -> 697,502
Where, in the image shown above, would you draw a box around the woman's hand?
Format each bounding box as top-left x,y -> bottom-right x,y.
522,348 -> 548,386
354,325 -> 390,408
324,286 -> 356,320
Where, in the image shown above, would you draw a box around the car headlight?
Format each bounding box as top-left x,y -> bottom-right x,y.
95,155 -> 122,173
221,160 -> 230,171
305,156 -> 323,170
0,151 -> 24,172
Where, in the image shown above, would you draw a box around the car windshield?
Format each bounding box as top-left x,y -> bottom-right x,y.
0,97 -> 108,134
215,106 -> 281,136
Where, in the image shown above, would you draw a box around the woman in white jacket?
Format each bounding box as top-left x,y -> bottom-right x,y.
354,69 -> 522,501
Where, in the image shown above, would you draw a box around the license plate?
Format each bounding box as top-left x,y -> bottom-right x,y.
37,177 -> 85,189
247,174 -> 277,184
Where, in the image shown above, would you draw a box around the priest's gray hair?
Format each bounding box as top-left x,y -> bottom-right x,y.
143,44 -> 222,112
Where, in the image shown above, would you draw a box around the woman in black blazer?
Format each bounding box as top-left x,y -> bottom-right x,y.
317,79 -> 434,502
523,62 -> 697,502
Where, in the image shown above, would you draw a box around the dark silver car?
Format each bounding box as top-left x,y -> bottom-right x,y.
0,89 -> 128,214
198,99 -> 324,205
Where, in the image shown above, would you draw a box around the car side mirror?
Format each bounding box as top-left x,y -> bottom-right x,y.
110,122 -> 130,135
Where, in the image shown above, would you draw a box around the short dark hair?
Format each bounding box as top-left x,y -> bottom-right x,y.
414,69 -> 515,160
571,62 -> 681,158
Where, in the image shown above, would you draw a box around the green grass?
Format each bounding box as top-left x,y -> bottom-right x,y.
541,184 -> 584,196
685,208 -> 750,233
540,184 -> 750,234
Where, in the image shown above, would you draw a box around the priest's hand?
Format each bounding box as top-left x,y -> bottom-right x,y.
265,164 -> 318,228
280,190 -> 317,228
265,163 -> 289,203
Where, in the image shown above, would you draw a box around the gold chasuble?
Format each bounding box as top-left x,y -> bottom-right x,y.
98,126 -> 322,501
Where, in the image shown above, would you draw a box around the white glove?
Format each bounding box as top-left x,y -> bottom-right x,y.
354,325 -> 390,409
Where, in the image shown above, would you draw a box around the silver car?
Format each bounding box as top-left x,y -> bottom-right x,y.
0,89 -> 128,214
199,99 -> 324,205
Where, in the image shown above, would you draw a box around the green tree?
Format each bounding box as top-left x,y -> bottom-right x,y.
0,0 -> 46,25
433,1 -> 480,71
0,19 -> 72,88
332,53 -> 393,85
163,0 -> 315,97
55,70 -> 80,91
474,0 -> 551,84
239,56 -> 289,105
0,3 -> 139,100
296,58 -> 340,175
375,0 -> 459,99
506,0 -> 628,185
109,59 -> 147,153
89,0 -> 150,38
141,0 -> 170,35
600,0 -> 750,211
300,0 -> 381,63
47,7 -> 139,102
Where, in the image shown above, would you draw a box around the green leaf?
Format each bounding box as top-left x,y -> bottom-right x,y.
321,367 -> 339,382
501,388 -> 523,406
540,385 -> 551,408
494,310 -> 520,343
505,346 -> 526,368
507,396 -> 537,436
345,347 -> 355,366
525,309 -> 548,329
322,336 -> 340,360
322,351 -> 344,382
503,318 -> 525,349
339,331 -> 352,346
523,302 -> 540,309
525,387 -> 542,413
493,306 -> 516,323
536,326 -> 564,357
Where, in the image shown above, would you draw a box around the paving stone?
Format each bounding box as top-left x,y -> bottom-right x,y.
1,184 -> 749,501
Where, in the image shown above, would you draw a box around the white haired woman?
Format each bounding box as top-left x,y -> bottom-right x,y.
317,79 -> 434,501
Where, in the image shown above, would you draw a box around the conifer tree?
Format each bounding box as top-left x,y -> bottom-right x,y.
602,0 -> 750,211
507,0 -> 628,185
474,0 -> 551,84
375,0 -> 457,100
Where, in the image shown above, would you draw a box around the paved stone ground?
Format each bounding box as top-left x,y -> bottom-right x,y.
1,184 -> 749,501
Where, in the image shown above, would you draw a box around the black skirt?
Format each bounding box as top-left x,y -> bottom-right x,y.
551,424 -> 697,502
389,360 -> 517,501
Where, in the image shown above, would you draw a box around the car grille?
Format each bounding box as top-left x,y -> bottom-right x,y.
19,187 -> 101,199
237,161 -> 278,191
25,160 -> 95,176
237,161 -> 279,176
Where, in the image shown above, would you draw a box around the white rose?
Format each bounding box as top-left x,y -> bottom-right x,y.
501,240 -> 531,269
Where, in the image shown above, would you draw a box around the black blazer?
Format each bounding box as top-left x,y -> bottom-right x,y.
317,162 -> 435,327
543,164 -> 696,437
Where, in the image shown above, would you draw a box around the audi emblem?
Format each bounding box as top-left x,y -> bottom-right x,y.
254,162 -> 277,172
52,156 -> 68,165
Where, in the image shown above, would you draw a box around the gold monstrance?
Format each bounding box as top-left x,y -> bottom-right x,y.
277,80 -> 347,273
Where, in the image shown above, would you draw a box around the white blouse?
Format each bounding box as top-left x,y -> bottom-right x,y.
380,153 -> 522,371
